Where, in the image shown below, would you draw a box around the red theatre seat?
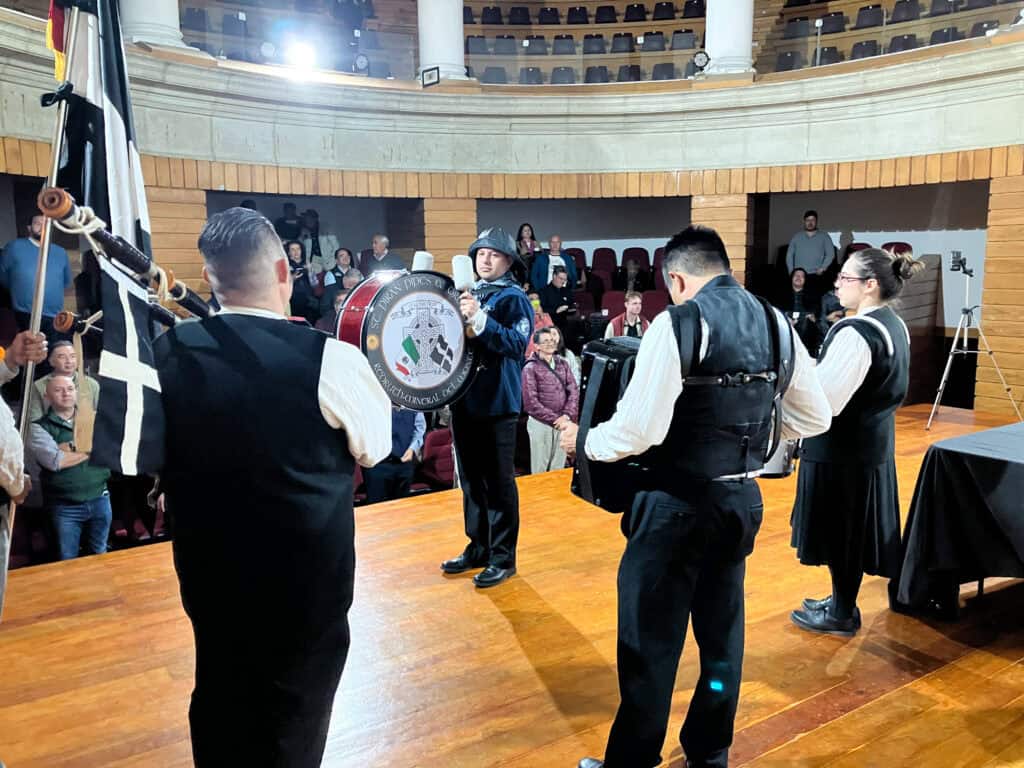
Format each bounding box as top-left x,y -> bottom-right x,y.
592,247 -> 618,273
881,241 -> 913,255
642,290 -> 669,316
417,428 -> 455,490
622,246 -> 651,269
602,290 -> 626,312
565,247 -> 587,271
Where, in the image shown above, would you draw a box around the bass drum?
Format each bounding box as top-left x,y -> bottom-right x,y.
762,438 -> 799,479
337,269 -> 476,412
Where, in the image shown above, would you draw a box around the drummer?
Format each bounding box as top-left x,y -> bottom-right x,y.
440,227 -> 533,589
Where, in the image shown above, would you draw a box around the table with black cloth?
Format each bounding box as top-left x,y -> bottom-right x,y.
895,422 -> 1024,617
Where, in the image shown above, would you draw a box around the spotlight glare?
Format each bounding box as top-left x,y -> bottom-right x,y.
284,42 -> 317,71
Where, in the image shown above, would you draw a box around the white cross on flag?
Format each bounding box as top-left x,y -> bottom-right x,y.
91,257 -> 165,476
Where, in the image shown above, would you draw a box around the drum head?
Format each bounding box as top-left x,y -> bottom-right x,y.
346,270 -> 475,411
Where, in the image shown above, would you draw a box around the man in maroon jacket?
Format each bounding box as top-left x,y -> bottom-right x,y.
521,327 -> 579,474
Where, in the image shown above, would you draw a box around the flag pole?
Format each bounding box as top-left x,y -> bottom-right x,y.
8,6 -> 83,539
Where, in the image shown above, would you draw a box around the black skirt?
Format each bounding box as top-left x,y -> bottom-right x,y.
790,457 -> 902,578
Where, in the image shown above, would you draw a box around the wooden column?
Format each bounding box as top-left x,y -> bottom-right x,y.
145,186 -> 209,295
689,193 -> 753,286
422,198 -> 478,275
976,175 -> 1024,415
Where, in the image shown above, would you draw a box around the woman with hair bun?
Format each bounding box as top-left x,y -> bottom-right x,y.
790,246 -> 925,636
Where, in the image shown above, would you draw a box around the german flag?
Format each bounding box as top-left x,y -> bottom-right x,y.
45,0 -> 66,80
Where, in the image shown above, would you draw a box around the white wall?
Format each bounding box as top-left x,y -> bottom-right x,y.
769,183 -> 990,326
206,192 -> 389,254
477,198 -> 692,265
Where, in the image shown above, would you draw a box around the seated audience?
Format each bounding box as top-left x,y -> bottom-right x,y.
285,240 -> 319,324
529,234 -> 578,292
539,267 -> 580,349
28,341 -> 100,423
778,268 -> 822,353
517,222 -> 542,260
315,247 -> 360,317
524,290 -> 555,358
604,291 -> 650,339
818,287 -> 845,341
522,327 -> 579,474
315,289 -> 350,333
611,257 -> 652,293
363,405 -> 426,503
28,376 -> 111,561
361,234 -> 405,275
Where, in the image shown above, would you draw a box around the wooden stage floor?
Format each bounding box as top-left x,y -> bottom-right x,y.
2,404 -> 1023,767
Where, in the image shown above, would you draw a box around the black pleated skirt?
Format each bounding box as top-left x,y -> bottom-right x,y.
790,457 -> 903,578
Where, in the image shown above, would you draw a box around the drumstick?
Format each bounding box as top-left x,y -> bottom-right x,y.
452,255 -> 475,293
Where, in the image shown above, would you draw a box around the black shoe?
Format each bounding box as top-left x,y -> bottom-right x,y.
790,606 -> 859,636
440,553 -> 487,575
473,565 -> 516,588
578,759 -> 603,768
802,594 -> 832,611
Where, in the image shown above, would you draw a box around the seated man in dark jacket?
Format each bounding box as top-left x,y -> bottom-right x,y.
538,266 -> 581,349
612,257 -> 652,293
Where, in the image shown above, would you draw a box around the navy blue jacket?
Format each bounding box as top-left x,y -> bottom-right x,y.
459,284 -> 534,417
530,252 -> 578,291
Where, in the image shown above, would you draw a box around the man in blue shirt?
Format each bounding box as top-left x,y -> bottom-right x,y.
1,214 -> 72,341
441,227 -> 533,589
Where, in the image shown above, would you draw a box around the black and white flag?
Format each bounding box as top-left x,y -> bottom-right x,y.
90,258 -> 164,475
52,0 -> 162,474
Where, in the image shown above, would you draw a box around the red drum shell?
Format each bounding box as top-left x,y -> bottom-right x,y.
337,270 -> 476,411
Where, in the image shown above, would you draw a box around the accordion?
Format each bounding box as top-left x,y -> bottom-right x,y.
571,337 -> 655,514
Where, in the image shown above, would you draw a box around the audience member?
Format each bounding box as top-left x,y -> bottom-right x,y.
522,328 -> 579,474
530,234 -> 578,293
516,223 -> 541,260
612,257 -> 652,293
315,247 -> 360,317
363,405 -> 426,503
778,268 -> 822,353
28,375 -> 111,561
273,202 -> 302,241
785,209 -> 836,276
239,199 -> 258,210
361,234 -> 405,275
315,289 -> 349,333
818,287 -> 845,341
604,291 -> 650,339
300,209 -> 341,274
524,290 -> 555,358
28,341 -> 100,423
285,240 -> 319,324
0,214 -> 72,341
539,267 -> 580,349
550,326 -> 581,384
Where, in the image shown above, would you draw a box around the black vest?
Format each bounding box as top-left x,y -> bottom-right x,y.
154,314 -> 356,633
801,306 -> 909,465
650,274 -> 778,484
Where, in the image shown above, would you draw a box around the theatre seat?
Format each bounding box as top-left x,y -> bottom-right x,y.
508,6 -> 531,24
596,5 -> 617,22
481,66 -> 508,83
890,0 -> 920,21
617,64 -> 642,81
585,65 -> 611,82
776,50 -> 804,70
641,31 -> 667,50
819,11 -> 846,33
970,19 -> 999,35
929,0 -> 958,15
817,45 -> 843,64
465,36 -> 488,54
519,66 -> 543,83
552,34 -> 576,55
593,248 -> 618,272
784,17 -> 811,38
625,3 -> 648,21
525,35 -> 548,55
622,247 -> 650,268
611,32 -> 636,52
652,62 -> 676,79
551,66 -> 577,83
929,26 -> 961,43
671,30 -> 697,49
642,290 -> 669,316
464,6 -> 475,24
417,429 -> 455,490
568,6 -> 589,23
850,39 -> 880,57
889,33 -> 918,52
493,35 -> 517,54
654,2 -> 676,19
584,34 -> 607,53
602,290 -> 626,312
538,7 -> 560,23
481,6 -> 502,24
853,4 -> 884,28
682,0 -> 706,17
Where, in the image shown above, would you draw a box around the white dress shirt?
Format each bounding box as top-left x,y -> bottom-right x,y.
0,361 -> 25,498
585,308 -> 832,463
218,305 -> 392,468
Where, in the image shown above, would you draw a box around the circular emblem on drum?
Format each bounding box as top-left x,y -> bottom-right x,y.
360,271 -> 476,411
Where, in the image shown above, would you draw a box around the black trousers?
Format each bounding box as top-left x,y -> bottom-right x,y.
364,458 -> 414,503
451,409 -> 519,569
604,481 -> 764,768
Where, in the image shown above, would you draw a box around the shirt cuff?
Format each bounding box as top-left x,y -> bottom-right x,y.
470,310 -> 488,336
4,360 -> 19,378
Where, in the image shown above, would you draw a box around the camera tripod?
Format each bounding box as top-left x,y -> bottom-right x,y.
926,253 -> 1022,429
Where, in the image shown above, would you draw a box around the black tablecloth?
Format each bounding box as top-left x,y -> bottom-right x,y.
897,422 -> 1024,609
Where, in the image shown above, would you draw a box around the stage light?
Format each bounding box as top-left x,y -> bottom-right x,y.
284,42 -> 317,72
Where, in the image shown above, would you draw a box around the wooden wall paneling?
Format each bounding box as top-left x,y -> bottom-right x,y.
957,150 -> 974,181
851,160 -> 867,189
925,154 -> 942,184
18,139 -> 38,177
690,170 -> 704,196
210,161 -> 226,191
866,159 -> 881,188
782,165 -> 797,192
940,152 -> 958,183
1007,145 -> 1024,176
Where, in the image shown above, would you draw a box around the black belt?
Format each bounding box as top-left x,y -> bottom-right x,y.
682,371 -> 777,387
